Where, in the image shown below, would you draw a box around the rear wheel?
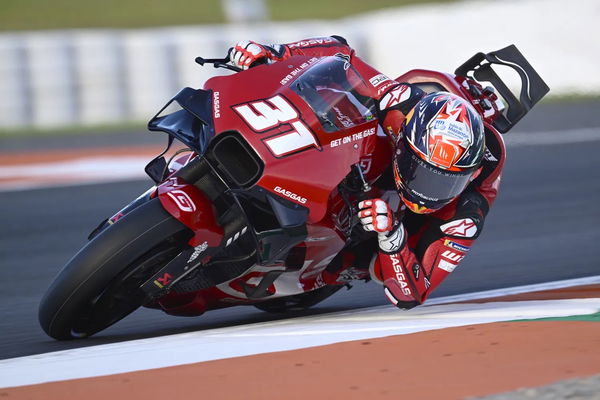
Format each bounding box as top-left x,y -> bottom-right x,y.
39,198 -> 192,340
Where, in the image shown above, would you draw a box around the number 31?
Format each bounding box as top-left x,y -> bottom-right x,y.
233,95 -> 320,157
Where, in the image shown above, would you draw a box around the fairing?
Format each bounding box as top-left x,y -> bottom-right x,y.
203,55 -> 391,223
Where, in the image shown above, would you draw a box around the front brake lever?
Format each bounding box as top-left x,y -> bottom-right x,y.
195,54 -> 242,73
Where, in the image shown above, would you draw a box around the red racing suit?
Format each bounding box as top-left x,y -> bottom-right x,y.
255,36 -> 506,309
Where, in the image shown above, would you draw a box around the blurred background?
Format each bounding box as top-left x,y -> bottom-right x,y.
0,0 -> 598,130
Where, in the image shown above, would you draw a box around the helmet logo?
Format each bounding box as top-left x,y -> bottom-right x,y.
433,95 -> 472,131
429,140 -> 458,169
425,95 -> 475,169
430,95 -> 473,145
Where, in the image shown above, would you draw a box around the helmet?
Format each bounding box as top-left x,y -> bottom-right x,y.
394,92 -> 485,214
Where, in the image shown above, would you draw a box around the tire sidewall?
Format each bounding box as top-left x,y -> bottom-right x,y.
39,198 -> 188,339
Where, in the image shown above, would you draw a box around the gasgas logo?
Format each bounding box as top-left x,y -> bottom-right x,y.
166,190 -> 196,213
213,91 -> 221,119
390,254 -> 412,296
274,186 -> 307,204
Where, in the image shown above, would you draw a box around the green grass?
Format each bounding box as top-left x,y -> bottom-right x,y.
0,0 -> 454,31
514,312 -> 600,323
0,121 -> 147,138
267,0 -> 454,21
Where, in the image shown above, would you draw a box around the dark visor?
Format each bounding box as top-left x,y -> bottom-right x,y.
395,138 -> 475,208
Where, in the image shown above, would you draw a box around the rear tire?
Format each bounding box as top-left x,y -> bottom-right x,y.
39,198 -> 191,340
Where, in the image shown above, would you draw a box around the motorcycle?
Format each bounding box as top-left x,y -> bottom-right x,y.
38,44 -> 548,340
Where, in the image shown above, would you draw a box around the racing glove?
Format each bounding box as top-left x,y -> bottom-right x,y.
229,40 -> 288,70
358,199 -> 420,309
357,199 -> 404,253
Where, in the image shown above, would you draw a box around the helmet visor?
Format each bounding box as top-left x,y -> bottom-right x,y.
394,138 -> 474,210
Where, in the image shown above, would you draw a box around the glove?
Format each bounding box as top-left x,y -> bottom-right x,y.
230,40 -> 272,70
358,198 -> 392,234
358,199 -> 404,253
360,199 -> 420,309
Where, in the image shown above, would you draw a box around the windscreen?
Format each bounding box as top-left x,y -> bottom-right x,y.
290,57 -> 376,133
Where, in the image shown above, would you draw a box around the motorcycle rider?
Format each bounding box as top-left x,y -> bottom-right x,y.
229,37 -> 505,309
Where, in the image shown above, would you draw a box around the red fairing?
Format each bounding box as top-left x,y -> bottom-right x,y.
204,56 -> 391,223
157,177 -> 223,247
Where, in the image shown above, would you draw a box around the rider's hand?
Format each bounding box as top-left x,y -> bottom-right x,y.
230,40 -> 271,70
358,199 -> 393,234
358,199 -> 404,253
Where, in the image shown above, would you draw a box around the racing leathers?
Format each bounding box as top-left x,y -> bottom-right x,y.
230,36 -> 506,309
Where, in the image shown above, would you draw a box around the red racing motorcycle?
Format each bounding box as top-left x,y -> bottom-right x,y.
39,45 -> 548,339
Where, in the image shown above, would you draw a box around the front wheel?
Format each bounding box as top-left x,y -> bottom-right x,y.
39,198 -> 191,340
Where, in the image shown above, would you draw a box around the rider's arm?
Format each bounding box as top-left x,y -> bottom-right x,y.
346,57 -> 426,136
363,128 -> 506,309
280,36 -> 354,58
230,36 -> 352,69
370,190 -> 488,309
376,83 -> 425,139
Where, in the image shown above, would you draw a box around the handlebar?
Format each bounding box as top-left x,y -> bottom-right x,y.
195,51 -> 242,73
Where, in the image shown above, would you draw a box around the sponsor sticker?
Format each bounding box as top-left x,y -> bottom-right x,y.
429,140 -> 458,169
154,272 -> 173,288
274,185 -> 307,204
380,85 -> 411,109
167,190 -> 196,213
213,91 -> 220,119
188,241 -> 208,263
390,254 -> 412,296
288,38 -> 334,49
369,73 -> 391,87
437,259 -> 458,273
329,127 -> 376,148
441,249 -> 465,263
279,58 -> 318,85
440,218 -> 478,238
412,263 -> 420,280
444,239 -> 470,253
448,122 -> 469,137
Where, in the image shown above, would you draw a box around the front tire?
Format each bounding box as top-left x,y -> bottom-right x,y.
39,198 -> 191,340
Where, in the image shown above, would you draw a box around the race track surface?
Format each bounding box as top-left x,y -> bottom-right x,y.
0,100 -> 599,360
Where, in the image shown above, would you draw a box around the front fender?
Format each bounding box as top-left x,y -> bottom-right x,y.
157,177 -> 223,247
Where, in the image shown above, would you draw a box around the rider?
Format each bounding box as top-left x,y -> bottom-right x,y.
229,37 -> 505,309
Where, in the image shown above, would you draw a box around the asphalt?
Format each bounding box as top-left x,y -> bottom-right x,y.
0,101 -> 599,360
